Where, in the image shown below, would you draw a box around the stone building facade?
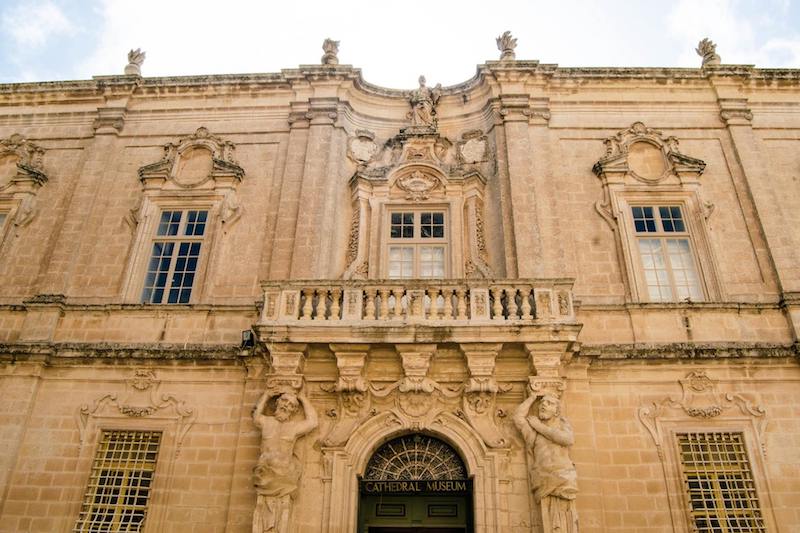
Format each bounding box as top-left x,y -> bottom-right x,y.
0,38 -> 798,532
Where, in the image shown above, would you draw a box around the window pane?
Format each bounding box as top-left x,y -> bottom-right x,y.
638,239 -> 672,301
659,205 -> 686,232
667,238 -> 702,300
632,206 -> 656,233
157,211 -> 181,236
141,242 -> 174,304
390,212 -> 414,239
388,246 -> 414,278
419,246 -> 445,278
420,211 -> 445,239
185,210 -> 208,236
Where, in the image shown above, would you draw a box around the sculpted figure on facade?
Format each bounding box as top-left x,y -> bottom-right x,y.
407,76 -> 442,130
252,389 -> 318,533
496,31 -> 517,61
513,393 -> 579,533
696,38 -> 720,67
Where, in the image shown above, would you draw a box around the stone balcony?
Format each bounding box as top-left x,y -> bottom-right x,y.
255,279 -> 582,346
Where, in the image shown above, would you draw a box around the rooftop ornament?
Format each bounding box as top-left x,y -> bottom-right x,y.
696,38 -> 720,67
125,48 -> 146,76
496,31 -> 517,61
321,38 -> 340,65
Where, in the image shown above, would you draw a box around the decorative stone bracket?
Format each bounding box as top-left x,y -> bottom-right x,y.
371,345 -> 460,418
523,344 -> 572,397
264,343 -> 307,393
459,343 -> 510,448
320,344 -> 374,447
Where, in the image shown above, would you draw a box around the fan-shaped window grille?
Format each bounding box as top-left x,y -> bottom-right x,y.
364,434 -> 467,481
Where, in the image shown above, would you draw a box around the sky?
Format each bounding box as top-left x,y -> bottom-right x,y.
0,0 -> 799,89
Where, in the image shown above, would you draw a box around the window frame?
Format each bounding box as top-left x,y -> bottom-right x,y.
73,429 -> 163,533
383,206 -> 450,279
629,204 -> 705,302
140,209 -> 209,305
616,193 -> 720,303
122,198 -> 217,305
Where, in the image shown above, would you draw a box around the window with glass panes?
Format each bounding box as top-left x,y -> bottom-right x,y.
387,210 -> 447,278
632,205 -> 703,301
677,432 -> 766,533
73,430 -> 161,533
141,209 -> 207,304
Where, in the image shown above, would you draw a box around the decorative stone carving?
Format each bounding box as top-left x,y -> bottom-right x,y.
460,344 -> 510,448
93,107 -> 126,134
719,99 -> 754,125
347,130 -> 378,166
405,76 -> 442,132
138,127 -> 244,189
321,38 -> 339,65
457,130 -> 489,165
320,345 -> 373,447
394,169 -> 443,201
125,48 -> 145,76
638,370 -> 768,459
513,393 -> 579,533
593,121 -> 706,185
252,386 -> 318,533
371,345 -> 459,418
265,343 -> 307,392
696,38 -> 720,67
77,369 -> 196,452
496,31 -> 517,61
0,134 -> 47,190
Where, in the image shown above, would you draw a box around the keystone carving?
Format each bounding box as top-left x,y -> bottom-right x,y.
638,370 -> 768,459
371,345 -> 460,418
696,38 -> 720,67
77,369 -> 196,454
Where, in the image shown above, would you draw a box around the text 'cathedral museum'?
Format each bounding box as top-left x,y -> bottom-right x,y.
0,32 -> 798,533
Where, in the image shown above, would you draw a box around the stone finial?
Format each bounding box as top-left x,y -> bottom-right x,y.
496,31 -> 517,61
321,38 -> 340,65
696,38 -> 720,67
124,48 -> 146,76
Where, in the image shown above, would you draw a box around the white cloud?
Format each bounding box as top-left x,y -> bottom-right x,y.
1,0 -> 76,48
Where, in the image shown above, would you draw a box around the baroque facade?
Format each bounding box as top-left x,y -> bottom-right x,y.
0,36 -> 799,532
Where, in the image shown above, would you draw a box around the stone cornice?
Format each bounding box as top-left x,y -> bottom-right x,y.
580,342 -> 799,360
0,342 -> 244,362
1,65 -> 797,102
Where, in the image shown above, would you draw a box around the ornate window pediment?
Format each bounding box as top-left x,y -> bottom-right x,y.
593,121 -> 706,185
138,127 -> 244,190
0,134 -> 49,232
344,127 -> 492,280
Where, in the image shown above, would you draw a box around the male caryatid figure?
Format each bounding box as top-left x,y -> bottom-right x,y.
252,389 -> 318,533
513,393 -> 579,533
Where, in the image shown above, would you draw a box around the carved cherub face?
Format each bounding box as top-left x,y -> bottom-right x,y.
537,394 -> 560,421
275,393 -> 299,421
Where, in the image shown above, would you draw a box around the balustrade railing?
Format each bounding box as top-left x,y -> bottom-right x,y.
259,279 -> 574,325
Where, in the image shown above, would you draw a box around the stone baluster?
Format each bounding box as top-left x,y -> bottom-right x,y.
508,287 -> 521,319
491,287 -> 504,320
329,288 -> 341,320
393,287 -> 404,319
300,288 -> 314,320
520,286 -> 533,320
379,288 -> 390,319
455,289 -> 468,320
313,287 -> 327,320
427,288 -> 439,320
364,288 -> 377,320
442,287 -> 454,320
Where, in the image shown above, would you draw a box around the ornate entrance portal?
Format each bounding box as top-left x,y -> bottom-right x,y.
358,434 -> 473,532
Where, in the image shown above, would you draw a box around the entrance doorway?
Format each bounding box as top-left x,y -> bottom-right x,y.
357,434 -> 473,533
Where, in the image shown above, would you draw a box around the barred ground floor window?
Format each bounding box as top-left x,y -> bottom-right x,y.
677,431 -> 765,533
74,430 -> 162,533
